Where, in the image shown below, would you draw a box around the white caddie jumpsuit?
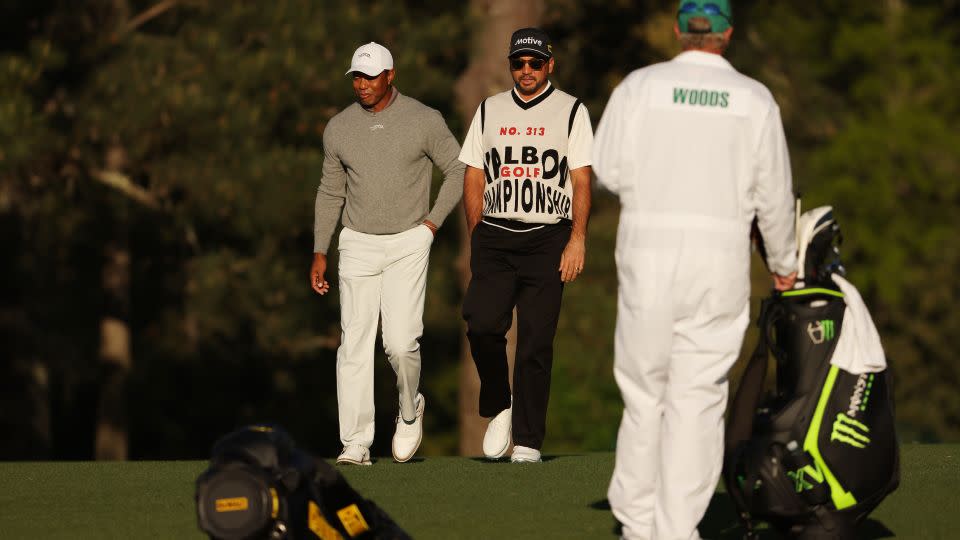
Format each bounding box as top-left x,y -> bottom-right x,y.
593,51 -> 797,540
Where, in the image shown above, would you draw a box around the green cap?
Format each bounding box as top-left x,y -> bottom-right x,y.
677,0 -> 732,33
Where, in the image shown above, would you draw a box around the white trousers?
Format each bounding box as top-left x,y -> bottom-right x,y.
609,220 -> 750,540
336,225 -> 433,449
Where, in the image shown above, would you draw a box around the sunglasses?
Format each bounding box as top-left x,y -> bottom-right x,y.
678,2 -> 731,22
509,58 -> 547,71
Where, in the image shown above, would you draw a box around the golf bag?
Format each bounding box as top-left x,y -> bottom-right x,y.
196,425 -> 410,540
724,207 -> 899,539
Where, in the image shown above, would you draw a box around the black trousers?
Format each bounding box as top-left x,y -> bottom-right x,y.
462,220 -> 570,450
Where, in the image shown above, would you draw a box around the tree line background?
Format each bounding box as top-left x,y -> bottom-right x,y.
2,0 -> 958,461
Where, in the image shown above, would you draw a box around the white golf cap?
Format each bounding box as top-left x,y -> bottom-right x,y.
345,42 -> 394,77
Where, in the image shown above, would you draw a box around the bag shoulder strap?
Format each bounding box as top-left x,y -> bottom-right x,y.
725,296 -> 780,452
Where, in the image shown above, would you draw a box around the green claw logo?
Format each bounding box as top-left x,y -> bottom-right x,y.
807,319 -> 836,344
831,413 -> 871,449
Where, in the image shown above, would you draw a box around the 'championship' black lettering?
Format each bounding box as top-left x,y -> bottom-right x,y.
535,183 -> 546,213
521,179 -> 534,212
513,178 -> 519,212
483,176 -> 572,219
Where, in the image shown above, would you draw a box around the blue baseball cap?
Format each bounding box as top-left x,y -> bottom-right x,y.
677,0 -> 732,33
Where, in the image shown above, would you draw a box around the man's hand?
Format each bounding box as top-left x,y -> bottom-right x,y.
559,235 -> 586,283
423,219 -> 438,236
773,271 -> 797,292
560,166 -> 591,284
311,252 -> 331,295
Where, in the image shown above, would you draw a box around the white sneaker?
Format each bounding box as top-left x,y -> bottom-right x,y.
392,393 -> 425,463
510,445 -> 541,463
336,445 -> 371,466
482,401 -> 512,459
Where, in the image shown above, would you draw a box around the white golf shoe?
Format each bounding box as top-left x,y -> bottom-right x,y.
392,393 -> 425,463
336,445 -> 371,466
510,445 -> 541,463
482,401 -> 512,459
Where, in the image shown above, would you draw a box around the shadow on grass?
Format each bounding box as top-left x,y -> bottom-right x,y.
587,499 -> 621,537
468,457 -> 506,463
589,494 -> 895,539
466,455 -> 564,463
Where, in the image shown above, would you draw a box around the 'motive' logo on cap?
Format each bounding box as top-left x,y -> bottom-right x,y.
358,52 -> 371,58
508,28 -> 552,58
514,37 -> 543,46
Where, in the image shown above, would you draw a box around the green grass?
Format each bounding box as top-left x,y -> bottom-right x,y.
0,445 -> 956,539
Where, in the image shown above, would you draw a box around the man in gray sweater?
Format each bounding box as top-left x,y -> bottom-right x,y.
311,42 -> 464,465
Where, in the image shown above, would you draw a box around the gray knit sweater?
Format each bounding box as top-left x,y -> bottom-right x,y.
313,91 -> 465,253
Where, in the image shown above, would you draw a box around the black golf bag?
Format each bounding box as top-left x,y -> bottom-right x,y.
196,425 -> 410,540
725,207 -> 899,538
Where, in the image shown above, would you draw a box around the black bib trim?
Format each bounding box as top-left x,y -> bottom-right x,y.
512,84 -> 555,110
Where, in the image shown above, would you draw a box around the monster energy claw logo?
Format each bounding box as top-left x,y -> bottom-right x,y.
807,319 -> 836,344
831,413 -> 871,449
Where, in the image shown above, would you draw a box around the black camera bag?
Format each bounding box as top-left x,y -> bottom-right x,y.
196,425 -> 410,540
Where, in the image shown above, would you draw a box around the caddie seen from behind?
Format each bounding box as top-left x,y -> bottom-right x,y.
593,2 -> 797,538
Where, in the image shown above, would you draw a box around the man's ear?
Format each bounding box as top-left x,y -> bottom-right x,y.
673,22 -> 681,40
547,57 -> 556,75
723,26 -> 734,42
386,69 -> 396,85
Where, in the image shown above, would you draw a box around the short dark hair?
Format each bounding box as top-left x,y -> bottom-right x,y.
687,17 -> 713,33
679,16 -> 729,51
